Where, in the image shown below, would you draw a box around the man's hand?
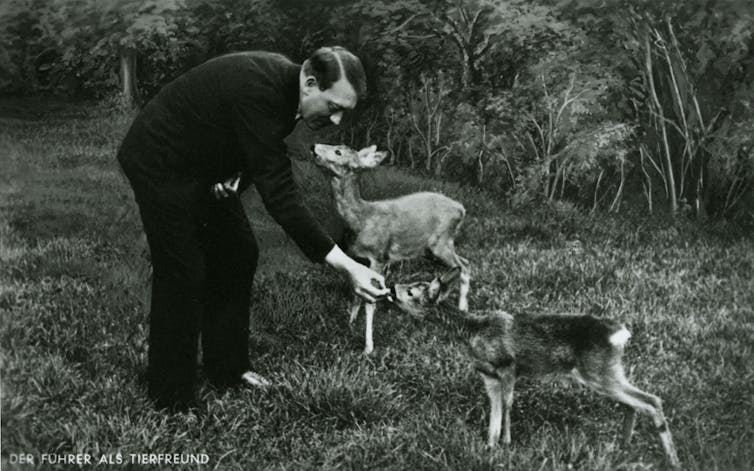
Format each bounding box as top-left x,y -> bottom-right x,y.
211,173 -> 241,199
345,261 -> 388,303
325,245 -> 389,303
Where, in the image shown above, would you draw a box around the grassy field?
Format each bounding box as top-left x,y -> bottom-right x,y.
1,99 -> 753,470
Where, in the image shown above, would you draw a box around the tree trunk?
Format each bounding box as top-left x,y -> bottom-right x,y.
119,48 -> 137,107
694,156 -> 710,221
644,32 -> 678,215
461,49 -> 472,89
408,138 -> 416,169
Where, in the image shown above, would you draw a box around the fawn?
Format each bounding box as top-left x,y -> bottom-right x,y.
389,267 -> 680,467
312,143 -> 470,354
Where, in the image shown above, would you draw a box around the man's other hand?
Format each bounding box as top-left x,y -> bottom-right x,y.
211,173 -> 241,199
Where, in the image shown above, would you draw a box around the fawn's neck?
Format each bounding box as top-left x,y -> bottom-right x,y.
331,173 -> 372,232
428,302 -> 490,339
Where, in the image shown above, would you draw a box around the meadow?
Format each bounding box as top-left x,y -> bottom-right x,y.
1,99 -> 753,470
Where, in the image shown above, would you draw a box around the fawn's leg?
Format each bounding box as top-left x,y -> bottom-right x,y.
481,373 -> 504,447
348,293 -> 362,326
496,368 -> 516,445
621,405 -> 637,446
361,260 -> 382,355
499,368 -> 515,445
576,367 -> 679,468
383,263 -> 392,280
363,302 -> 376,355
457,256 -> 471,312
619,381 -> 680,468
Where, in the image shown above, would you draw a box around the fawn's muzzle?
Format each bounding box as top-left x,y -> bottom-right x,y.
376,285 -> 396,303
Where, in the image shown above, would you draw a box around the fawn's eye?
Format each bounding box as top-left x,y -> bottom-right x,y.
335,150 -> 342,156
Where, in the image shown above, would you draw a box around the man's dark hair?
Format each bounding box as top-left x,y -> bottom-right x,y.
303,46 -> 367,99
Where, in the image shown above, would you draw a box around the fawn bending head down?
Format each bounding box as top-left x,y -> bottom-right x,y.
311,143 -> 470,355
390,267 -> 680,468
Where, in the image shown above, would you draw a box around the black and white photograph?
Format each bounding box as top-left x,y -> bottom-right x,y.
1,0 -> 752,469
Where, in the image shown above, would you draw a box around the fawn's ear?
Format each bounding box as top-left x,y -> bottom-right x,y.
358,148 -> 388,169
357,145 -> 377,158
439,266 -> 461,287
428,267 -> 459,304
427,277 -> 443,303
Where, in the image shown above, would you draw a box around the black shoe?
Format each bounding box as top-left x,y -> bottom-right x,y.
206,370 -> 272,390
240,371 -> 272,388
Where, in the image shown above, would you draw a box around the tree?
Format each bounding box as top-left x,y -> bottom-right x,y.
427,0 -> 496,89
186,0 -> 288,59
90,0 -> 187,105
1,0 -> 188,103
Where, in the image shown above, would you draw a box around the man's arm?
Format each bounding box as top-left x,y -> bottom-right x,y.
232,98 -> 334,261
254,152 -> 336,262
231,100 -> 388,300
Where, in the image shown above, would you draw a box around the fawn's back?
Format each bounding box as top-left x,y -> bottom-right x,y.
356,192 -> 465,261
470,314 -> 629,377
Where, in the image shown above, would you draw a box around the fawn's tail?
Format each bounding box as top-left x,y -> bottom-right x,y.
608,326 -> 632,348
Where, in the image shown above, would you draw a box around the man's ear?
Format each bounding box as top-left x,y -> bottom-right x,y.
303,76 -> 318,92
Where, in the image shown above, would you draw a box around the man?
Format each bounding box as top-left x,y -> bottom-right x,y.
117,46 -> 388,412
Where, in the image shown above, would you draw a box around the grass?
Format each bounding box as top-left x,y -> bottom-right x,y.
1,98 -> 753,470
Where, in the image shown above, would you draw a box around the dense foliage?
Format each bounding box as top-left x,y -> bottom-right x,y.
1,0 -> 752,221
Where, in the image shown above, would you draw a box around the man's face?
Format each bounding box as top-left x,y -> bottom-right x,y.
299,75 -> 357,130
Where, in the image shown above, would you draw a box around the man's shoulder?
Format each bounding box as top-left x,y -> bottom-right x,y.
207,51 -> 298,72
202,51 -> 300,101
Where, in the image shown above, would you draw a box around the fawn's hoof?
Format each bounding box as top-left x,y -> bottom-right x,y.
486,438 -> 510,449
362,346 -> 374,356
666,450 -> 681,469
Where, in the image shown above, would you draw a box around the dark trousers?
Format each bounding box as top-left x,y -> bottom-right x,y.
120,159 -> 258,410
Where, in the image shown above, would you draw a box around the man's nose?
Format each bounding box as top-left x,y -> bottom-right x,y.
330,111 -> 343,125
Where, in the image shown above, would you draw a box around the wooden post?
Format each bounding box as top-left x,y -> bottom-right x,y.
119,47 -> 137,107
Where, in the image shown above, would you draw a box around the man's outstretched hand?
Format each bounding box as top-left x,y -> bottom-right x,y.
324,245 -> 389,303
345,260 -> 389,303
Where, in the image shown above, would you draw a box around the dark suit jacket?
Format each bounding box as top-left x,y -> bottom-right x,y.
118,51 -> 334,262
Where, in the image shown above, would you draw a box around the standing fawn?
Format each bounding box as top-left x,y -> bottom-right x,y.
389,267 -> 680,468
312,143 -> 470,354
